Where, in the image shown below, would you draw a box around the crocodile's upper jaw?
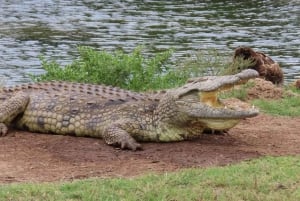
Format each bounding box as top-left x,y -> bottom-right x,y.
170,69 -> 259,130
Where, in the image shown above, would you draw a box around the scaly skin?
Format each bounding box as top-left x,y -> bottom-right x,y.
0,70 -> 259,150
0,81 -> 148,102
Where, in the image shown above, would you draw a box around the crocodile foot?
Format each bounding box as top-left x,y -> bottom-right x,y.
0,123 -> 8,136
103,125 -> 142,151
118,137 -> 142,151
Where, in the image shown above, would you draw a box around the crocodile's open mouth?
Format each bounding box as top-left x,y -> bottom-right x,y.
196,84 -> 258,130
176,69 -> 259,130
199,83 -> 246,109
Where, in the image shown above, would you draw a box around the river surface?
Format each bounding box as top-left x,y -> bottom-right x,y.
0,0 -> 299,85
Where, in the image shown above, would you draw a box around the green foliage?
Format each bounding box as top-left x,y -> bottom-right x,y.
220,81 -> 256,101
253,95 -> 300,116
222,56 -> 256,75
180,49 -> 228,76
1,156 -> 300,201
33,47 -> 256,92
33,46 -> 188,91
251,85 -> 300,116
287,85 -> 300,94
180,49 -> 255,76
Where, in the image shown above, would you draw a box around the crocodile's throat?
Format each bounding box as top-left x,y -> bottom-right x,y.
198,83 -> 235,108
199,91 -> 223,108
199,83 -> 251,111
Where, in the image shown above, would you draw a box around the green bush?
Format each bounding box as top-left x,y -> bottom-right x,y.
33,46 -> 189,91
180,49 -> 255,76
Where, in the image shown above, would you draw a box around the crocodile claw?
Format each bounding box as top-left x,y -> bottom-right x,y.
120,140 -> 142,151
104,124 -> 143,151
0,123 -> 8,137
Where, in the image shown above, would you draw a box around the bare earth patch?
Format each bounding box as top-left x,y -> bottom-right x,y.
247,78 -> 284,99
0,114 -> 299,183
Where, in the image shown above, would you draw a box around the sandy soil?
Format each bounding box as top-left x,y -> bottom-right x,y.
0,114 -> 299,183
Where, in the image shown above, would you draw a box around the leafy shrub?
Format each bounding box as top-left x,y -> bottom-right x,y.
180,49 -> 255,76
33,46 -> 188,91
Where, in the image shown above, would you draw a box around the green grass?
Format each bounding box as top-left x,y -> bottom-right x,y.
1,156 -> 300,201
220,81 -> 256,101
220,83 -> 300,116
252,86 -> 300,116
253,95 -> 300,116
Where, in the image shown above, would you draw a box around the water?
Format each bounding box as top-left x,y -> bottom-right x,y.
0,0 -> 299,85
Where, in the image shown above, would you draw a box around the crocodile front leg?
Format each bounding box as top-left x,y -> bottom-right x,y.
103,123 -> 142,151
0,92 -> 30,136
0,123 -> 8,136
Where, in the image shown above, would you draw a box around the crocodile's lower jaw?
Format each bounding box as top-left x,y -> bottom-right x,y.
199,118 -> 240,130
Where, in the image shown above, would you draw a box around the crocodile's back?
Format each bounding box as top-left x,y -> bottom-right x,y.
0,81 -> 148,102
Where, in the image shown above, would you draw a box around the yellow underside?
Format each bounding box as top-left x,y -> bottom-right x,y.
199,118 -> 241,130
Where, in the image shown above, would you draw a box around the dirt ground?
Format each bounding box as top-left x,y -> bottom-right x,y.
0,114 -> 299,183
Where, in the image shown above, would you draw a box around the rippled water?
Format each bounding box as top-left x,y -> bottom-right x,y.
0,0 -> 299,85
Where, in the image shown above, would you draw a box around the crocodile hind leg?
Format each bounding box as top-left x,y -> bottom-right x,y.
0,92 -> 30,136
103,123 -> 142,151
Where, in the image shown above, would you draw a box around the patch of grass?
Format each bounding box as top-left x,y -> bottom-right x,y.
32,46 -> 189,91
1,156 -> 300,201
220,81 -> 256,101
253,95 -> 300,116
252,85 -> 300,116
220,82 -> 300,116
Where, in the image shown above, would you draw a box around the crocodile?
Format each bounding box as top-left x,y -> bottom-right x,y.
0,69 -> 259,150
